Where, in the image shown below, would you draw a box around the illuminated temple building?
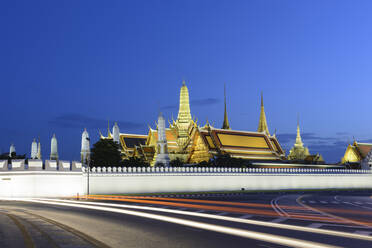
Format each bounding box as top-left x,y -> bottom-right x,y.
100,81 -> 285,165
341,141 -> 372,167
287,119 -> 324,163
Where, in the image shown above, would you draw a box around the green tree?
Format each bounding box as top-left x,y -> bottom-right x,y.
122,157 -> 149,167
169,157 -> 184,167
90,139 -> 122,167
3,152 -> 26,164
209,153 -> 250,168
195,160 -> 210,167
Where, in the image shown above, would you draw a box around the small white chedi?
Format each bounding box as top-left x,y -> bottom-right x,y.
81,128 -> 91,164
50,134 -> 58,161
9,143 -> 16,157
112,122 -> 120,144
31,139 -> 38,159
155,112 -> 170,167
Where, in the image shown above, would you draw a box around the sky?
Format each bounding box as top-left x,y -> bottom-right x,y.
1,0 -> 372,163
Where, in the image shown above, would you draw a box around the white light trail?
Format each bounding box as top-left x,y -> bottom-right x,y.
32,198 -> 372,243
21,198 -> 337,248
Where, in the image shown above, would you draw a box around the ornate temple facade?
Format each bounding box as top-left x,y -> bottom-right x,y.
100,81 -> 285,165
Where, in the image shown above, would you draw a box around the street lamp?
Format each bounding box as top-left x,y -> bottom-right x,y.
85,136 -> 90,197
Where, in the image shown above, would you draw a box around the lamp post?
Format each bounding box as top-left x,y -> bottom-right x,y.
85,136 -> 90,197
87,157 -> 90,196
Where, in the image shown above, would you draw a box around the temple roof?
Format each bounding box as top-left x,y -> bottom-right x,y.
355,142 -> 372,158
123,137 -> 147,148
119,134 -> 147,149
199,127 -> 285,160
150,128 -> 177,142
341,141 -> 372,163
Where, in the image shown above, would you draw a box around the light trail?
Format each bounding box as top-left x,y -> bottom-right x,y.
86,196 -> 278,215
82,195 -> 347,223
20,198 -> 339,248
297,196 -> 372,228
335,196 -> 372,211
85,195 -> 372,217
91,195 -> 303,209
32,198 -> 372,243
271,196 -> 288,217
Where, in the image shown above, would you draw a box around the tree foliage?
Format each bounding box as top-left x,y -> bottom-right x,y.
196,153 -> 251,168
122,157 -> 149,167
169,157 -> 184,167
90,139 -> 122,167
0,152 -> 26,164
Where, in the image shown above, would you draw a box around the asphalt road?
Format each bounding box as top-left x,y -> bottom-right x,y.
1,192 -> 372,248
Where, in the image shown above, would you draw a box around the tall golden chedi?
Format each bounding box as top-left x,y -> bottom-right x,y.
100,81 -> 286,165
174,81 -> 194,149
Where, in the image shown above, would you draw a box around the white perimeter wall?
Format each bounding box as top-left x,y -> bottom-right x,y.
2,167 -> 372,198
85,171 -> 372,194
0,172 -> 83,198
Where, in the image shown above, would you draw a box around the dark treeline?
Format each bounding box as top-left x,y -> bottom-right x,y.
0,152 -> 26,164
89,139 -> 251,168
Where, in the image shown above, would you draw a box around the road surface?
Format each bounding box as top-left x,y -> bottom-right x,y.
1,192 -> 372,247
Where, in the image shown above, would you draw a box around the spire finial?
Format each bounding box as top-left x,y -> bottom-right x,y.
261,91 -> 264,107
224,83 -> 227,108
107,120 -> 112,138
295,116 -> 303,147
257,92 -> 270,135
222,83 -> 231,129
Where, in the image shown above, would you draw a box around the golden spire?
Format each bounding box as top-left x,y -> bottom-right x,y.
176,80 -> 192,124
222,84 -> 231,130
295,115 -> 303,147
257,92 -> 270,135
204,118 -> 210,129
107,120 -> 113,139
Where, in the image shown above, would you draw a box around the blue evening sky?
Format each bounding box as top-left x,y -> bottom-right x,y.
1,0 -> 372,162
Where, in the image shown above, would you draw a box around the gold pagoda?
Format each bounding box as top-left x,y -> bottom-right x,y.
287,119 -> 324,163
101,81 -> 286,165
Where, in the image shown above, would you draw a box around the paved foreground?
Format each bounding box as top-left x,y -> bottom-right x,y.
1,192 -> 372,247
